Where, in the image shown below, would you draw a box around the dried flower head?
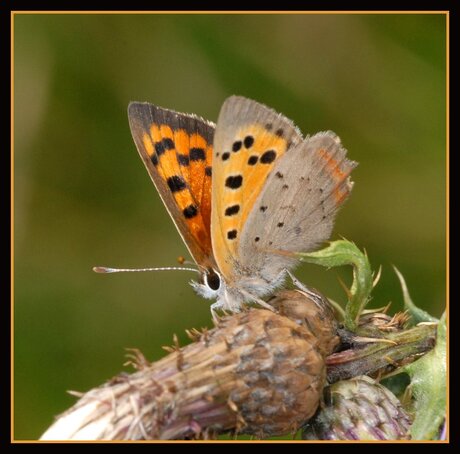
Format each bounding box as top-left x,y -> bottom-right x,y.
41,289 -> 338,440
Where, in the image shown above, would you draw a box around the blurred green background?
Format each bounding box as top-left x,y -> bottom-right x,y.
14,13 -> 446,440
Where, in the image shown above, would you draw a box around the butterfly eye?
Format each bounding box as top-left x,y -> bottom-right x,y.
204,269 -> 221,291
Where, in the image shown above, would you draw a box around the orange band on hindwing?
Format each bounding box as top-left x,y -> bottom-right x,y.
318,148 -> 352,204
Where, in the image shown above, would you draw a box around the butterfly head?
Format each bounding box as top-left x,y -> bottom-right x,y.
191,267 -> 224,300
190,265 -> 281,312
191,267 -> 252,313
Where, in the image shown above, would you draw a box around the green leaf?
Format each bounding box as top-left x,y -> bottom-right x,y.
393,266 -> 438,323
401,313 -> 446,440
297,240 -> 373,331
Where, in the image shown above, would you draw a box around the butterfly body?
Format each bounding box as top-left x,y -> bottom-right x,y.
128,96 -> 356,313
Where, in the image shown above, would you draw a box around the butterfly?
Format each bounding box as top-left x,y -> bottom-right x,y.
126,96 -> 356,315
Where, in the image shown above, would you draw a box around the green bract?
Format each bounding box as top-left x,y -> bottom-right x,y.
297,240 -> 373,330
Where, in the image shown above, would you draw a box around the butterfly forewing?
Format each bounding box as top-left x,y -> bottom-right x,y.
128,102 -> 216,269
211,96 -> 303,281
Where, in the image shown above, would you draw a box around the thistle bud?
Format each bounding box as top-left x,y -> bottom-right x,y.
302,376 -> 412,440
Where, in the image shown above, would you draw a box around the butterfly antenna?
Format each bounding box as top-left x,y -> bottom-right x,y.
93,266 -> 200,274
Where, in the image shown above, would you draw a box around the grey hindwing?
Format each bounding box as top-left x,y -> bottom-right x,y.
238,131 -> 357,282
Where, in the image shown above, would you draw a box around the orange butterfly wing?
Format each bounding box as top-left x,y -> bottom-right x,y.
211,96 -> 303,281
128,102 -> 216,270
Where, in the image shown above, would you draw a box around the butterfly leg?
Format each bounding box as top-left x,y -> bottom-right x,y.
210,301 -> 225,323
285,269 -> 325,301
240,289 -> 275,312
254,298 -> 275,311
210,303 -> 219,323
285,269 -> 311,292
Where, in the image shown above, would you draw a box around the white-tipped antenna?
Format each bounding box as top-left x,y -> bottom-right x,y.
93,266 -> 200,274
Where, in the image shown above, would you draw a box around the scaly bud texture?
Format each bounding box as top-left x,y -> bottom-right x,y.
41,289 -> 338,440
302,376 -> 413,440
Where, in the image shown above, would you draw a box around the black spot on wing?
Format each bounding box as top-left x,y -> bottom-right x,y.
232,141 -> 242,152
155,141 -> 166,156
167,175 -> 187,192
183,204 -> 198,219
225,205 -> 240,216
190,147 -> 206,161
177,154 -> 189,166
205,166 -> 212,176
227,230 -> 237,240
248,155 -> 258,166
163,138 -> 175,149
260,150 -> 277,164
222,152 -> 230,161
225,175 -> 243,189
244,136 -> 254,148
155,138 -> 174,156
